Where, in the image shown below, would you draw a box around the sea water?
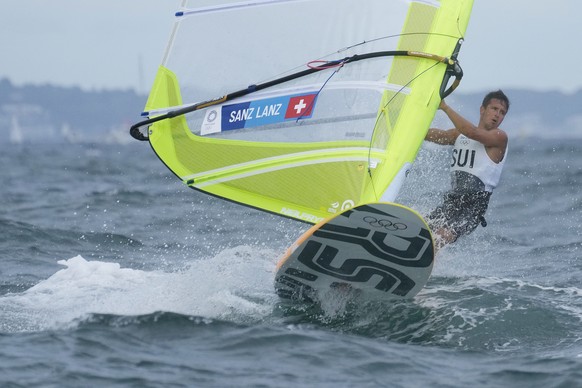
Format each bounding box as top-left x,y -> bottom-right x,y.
1,138 -> 581,387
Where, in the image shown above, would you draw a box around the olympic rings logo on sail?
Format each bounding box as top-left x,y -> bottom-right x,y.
363,216 -> 407,231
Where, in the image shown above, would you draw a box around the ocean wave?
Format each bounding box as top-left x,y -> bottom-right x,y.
272,275 -> 582,353
2,241 -> 581,358
0,247 -> 279,333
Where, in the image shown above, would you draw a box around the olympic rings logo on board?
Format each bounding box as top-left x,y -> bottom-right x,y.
363,216 -> 407,231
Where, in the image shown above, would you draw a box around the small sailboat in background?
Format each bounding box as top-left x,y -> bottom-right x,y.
9,114 -> 23,144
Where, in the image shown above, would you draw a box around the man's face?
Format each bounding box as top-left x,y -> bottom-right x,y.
480,98 -> 507,130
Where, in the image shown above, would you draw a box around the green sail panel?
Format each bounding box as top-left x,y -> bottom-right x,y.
142,0 -> 475,223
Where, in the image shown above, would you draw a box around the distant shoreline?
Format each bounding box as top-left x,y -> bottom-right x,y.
1,78 -> 580,144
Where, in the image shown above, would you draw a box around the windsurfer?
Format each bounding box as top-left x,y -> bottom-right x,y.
424,90 -> 509,250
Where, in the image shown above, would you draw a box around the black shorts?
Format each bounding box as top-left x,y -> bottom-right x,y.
426,191 -> 491,239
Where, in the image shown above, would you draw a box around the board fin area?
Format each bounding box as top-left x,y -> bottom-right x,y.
275,202 -> 434,303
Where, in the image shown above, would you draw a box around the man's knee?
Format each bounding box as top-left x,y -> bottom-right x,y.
433,227 -> 458,250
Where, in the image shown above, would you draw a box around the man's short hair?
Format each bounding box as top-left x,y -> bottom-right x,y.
482,90 -> 510,112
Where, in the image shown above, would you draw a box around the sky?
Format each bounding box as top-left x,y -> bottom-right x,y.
1,1 -> 580,94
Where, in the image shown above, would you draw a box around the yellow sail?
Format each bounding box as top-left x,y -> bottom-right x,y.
132,0 -> 474,223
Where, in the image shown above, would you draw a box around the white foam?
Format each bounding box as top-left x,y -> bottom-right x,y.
0,246 -> 279,332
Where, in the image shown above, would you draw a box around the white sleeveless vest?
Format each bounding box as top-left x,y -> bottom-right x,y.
450,135 -> 507,192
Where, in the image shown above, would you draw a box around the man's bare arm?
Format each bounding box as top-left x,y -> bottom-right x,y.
425,127 -> 459,145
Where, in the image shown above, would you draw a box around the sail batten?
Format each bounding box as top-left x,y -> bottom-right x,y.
183,147 -> 384,188
177,0 -> 310,17
136,0 -> 475,223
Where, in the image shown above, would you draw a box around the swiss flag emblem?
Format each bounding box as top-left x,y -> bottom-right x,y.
285,94 -> 317,119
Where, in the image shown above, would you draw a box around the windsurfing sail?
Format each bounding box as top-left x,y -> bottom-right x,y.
131,0 -> 474,223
